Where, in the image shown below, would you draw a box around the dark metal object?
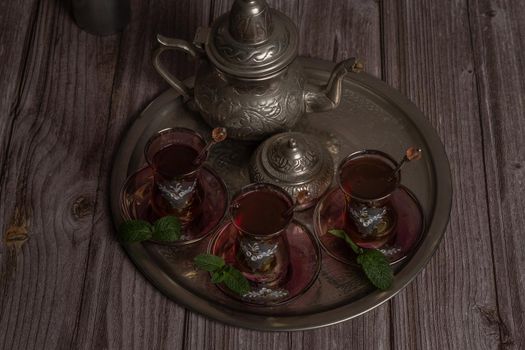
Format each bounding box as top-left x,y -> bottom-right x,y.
72,0 -> 130,36
314,185 -> 425,265
206,0 -> 298,78
388,147 -> 423,182
249,132 -> 334,210
336,150 -> 400,244
110,57 -> 452,331
209,218 -> 322,305
152,0 -> 363,140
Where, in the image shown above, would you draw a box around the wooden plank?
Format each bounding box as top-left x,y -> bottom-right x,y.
0,0 -> 213,348
0,0 -> 121,348
297,0 -> 381,77
381,0 -> 502,348
0,0 -> 39,176
184,314 -> 290,350
68,0 -> 213,349
467,0 -> 525,348
290,305 -> 390,350
2,0 -> 520,349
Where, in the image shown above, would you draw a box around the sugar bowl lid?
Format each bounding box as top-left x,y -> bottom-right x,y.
249,132 -> 334,210
205,0 -> 299,79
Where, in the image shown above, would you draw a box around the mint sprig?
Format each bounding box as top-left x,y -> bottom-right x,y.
328,229 -> 393,290
119,220 -> 153,242
222,266 -> 250,294
357,249 -> 393,291
194,253 -> 250,295
194,253 -> 225,271
119,216 -> 182,243
153,216 -> 182,241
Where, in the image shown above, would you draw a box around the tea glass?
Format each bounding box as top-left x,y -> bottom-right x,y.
145,127 -> 207,226
229,183 -> 293,286
337,150 -> 400,246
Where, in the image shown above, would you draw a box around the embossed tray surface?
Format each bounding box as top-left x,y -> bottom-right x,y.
110,57 -> 452,331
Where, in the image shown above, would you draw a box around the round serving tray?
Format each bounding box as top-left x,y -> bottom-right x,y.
110,57 -> 452,331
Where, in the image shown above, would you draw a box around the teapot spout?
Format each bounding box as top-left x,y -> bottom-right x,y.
304,58 -> 363,113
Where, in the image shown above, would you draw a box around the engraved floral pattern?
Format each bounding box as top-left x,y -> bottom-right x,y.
249,162 -> 333,199
214,20 -> 289,65
157,179 -> 197,208
348,204 -> 389,237
229,6 -> 272,43
239,237 -> 279,271
194,61 -> 305,140
267,146 -> 317,174
242,287 -> 289,301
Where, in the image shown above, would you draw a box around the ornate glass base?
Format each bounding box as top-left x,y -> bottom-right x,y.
314,186 -> 424,265
209,219 -> 321,305
346,202 -> 397,245
120,165 -> 228,245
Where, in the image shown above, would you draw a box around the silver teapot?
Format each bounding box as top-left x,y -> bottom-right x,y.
154,0 -> 363,141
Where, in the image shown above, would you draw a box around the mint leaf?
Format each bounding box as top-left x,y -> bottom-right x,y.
357,249 -> 393,290
328,229 -> 362,254
211,271 -> 225,283
222,266 -> 250,295
119,220 -> 153,242
329,228 -> 393,290
194,254 -> 250,295
194,254 -> 225,272
153,216 -> 181,241
118,216 -> 181,243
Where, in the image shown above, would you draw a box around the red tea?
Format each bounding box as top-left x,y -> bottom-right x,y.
233,190 -> 291,236
150,143 -> 202,224
340,155 -> 397,199
152,144 -> 199,178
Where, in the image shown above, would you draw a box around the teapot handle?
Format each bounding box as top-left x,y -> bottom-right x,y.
153,34 -> 200,100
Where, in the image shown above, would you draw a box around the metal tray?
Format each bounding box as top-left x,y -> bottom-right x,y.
110,57 -> 452,331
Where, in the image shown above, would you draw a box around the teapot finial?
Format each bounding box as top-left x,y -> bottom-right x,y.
229,0 -> 273,44
205,0 -> 297,79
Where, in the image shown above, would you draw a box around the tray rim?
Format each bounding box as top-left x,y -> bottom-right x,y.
109,57 -> 452,331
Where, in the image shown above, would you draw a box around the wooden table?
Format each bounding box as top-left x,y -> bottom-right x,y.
1,0 -> 523,348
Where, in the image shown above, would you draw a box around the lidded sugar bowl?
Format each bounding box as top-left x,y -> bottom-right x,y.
153,0 -> 363,141
249,132 -> 334,209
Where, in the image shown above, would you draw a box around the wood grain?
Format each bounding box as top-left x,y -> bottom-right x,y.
381,0 -> 502,348
69,0 -> 212,349
0,0 -> 40,179
467,0 -> 525,348
0,0 -> 121,348
0,0 -> 524,349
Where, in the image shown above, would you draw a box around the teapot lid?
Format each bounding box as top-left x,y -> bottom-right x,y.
249,132 -> 334,210
205,0 -> 298,79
